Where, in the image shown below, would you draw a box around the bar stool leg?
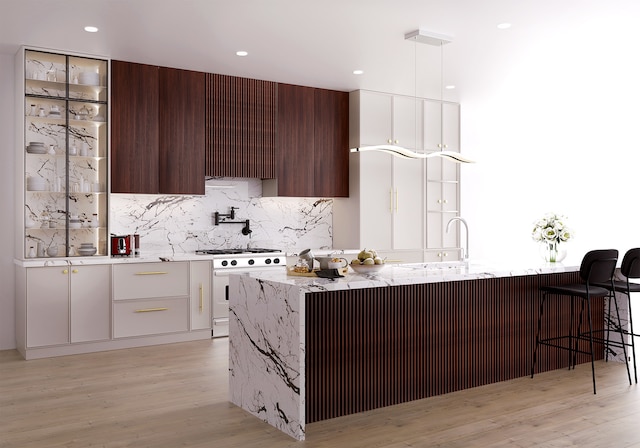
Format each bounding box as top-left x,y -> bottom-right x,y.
612,290 -> 632,385
531,293 -> 547,378
587,295 -> 597,394
627,291 -> 638,383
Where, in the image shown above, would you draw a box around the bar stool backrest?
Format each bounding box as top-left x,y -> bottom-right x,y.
621,248 -> 640,280
580,249 -> 618,285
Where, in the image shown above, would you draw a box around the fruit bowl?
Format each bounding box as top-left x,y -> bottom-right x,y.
349,263 -> 386,274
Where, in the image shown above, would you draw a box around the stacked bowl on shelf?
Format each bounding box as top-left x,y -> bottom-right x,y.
26,142 -> 46,154
78,71 -> 100,86
26,176 -> 46,191
77,243 -> 97,256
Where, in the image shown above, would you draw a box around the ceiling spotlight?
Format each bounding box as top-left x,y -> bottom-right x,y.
497,23 -> 512,29
84,26 -> 99,33
353,69 -> 364,75
236,51 -> 248,57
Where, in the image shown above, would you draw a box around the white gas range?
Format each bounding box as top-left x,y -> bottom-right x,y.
196,248 -> 286,337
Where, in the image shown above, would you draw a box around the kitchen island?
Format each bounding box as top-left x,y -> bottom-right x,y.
228,261 -> 608,441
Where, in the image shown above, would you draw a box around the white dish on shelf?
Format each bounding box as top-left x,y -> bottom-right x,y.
78,72 -> 100,86
77,247 -> 97,256
69,222 -> 82,229
26,147 -> 47,154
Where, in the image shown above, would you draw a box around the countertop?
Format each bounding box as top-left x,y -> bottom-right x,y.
234,260 -> 581,292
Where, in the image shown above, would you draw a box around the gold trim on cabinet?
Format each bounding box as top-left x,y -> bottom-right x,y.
199,284 -> 203,312
134,307 -> 169,313
134,271 -> 169,276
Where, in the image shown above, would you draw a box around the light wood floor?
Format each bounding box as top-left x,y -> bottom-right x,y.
2,339 -> 640,448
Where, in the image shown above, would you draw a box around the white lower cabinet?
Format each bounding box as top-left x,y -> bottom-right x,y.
190,260 -> 212,330
113,297 -> 189,338
23,264 -> 110,348
112,262 -> 190,338
70,265 -> 111,343
17,260 -> 211,360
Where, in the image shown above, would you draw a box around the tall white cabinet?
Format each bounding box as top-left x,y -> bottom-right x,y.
333,90 -> 461,262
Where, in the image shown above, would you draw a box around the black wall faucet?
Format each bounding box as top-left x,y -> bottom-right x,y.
214,207 -> 252,236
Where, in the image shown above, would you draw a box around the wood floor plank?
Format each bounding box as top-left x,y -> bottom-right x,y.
1,339 -> 639,447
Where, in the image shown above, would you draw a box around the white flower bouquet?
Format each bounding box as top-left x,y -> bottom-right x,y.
532,213 -> 572,262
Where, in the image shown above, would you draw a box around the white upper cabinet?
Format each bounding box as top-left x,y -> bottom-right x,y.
350,90 -> 422,150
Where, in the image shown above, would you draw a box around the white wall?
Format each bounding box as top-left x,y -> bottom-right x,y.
459,9 -> 640,267
0,53 -> 16,349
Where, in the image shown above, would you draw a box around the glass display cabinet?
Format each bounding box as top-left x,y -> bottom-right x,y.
19,48 -> 109,258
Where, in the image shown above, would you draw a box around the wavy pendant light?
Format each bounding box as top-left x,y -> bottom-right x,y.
350,29 -> 474,164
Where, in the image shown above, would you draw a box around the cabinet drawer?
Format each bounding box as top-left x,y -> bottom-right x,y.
114,297 -> 188,338
113,262 -> 188,300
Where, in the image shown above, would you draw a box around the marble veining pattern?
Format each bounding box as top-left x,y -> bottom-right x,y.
229,275 -> 305,440
110,178 -> 333,255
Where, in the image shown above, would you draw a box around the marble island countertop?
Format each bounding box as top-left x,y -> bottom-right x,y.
235,260 -> 581,292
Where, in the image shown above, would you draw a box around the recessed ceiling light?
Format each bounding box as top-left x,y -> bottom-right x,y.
84,26 -> 99,33
497,23 -> 512,30
445,85 -> 456,90
353,69 -> 364,75
236,51 -> 248,57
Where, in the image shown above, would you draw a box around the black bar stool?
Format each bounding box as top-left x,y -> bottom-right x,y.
531,249 -> 630,394
593,247 -> 640,384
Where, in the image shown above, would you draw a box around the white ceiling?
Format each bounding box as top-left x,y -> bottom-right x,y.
3,0 -> 634,100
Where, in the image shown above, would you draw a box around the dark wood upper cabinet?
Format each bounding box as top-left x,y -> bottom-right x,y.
111,61 -> 205,195
275,83 -> 315,197
264,84 -> 349,197
111,60 -> 159,194
159,67 -> 205,195
205,74 -> 276,178
314,88 -> 349,197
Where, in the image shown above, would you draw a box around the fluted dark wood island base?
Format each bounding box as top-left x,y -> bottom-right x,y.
229,262 -> 604,440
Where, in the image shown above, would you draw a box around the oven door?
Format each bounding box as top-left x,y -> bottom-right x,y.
212,266 -> 284,338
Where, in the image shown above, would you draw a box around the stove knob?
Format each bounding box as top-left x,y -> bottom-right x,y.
231,260 -> 237,266
265,258 -> 272,264
248,259 -> 255,265
273,258 -> 280,264
221,260 -> 228,267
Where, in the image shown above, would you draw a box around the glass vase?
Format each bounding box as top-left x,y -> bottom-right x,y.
542,241 -> 566,263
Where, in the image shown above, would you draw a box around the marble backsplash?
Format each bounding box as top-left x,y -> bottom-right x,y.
109,178 -> 333,255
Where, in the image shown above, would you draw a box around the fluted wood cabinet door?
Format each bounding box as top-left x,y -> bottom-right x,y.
205,74 -> 276,178
111,60 -> 159,194
314,88 -> 349,197
276,83 -> 315,197
159,67 -> 205,195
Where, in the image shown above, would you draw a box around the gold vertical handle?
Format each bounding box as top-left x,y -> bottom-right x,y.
199,284 -> 203,312
395,189 -> 398,212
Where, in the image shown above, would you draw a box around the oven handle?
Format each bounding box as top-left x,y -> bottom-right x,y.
213,267 -> 284,276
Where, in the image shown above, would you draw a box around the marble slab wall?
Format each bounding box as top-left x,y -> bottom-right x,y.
109,178 -> 333,255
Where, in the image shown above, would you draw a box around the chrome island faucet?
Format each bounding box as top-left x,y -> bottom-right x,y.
446,217 -> 469,261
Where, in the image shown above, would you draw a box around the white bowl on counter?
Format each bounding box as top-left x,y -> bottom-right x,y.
349,263 -> 386,274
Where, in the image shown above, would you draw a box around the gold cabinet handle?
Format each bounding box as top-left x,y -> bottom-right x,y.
135,271 -> 169,276
389,189 -> 393,213
72,269 -> 78,274
395,189 -> 398,212
134,307 -> 168,313
387,139 -> 393,144
199,284 -> 203,312
62,269 -> 68,274
438,143 -> 442,148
